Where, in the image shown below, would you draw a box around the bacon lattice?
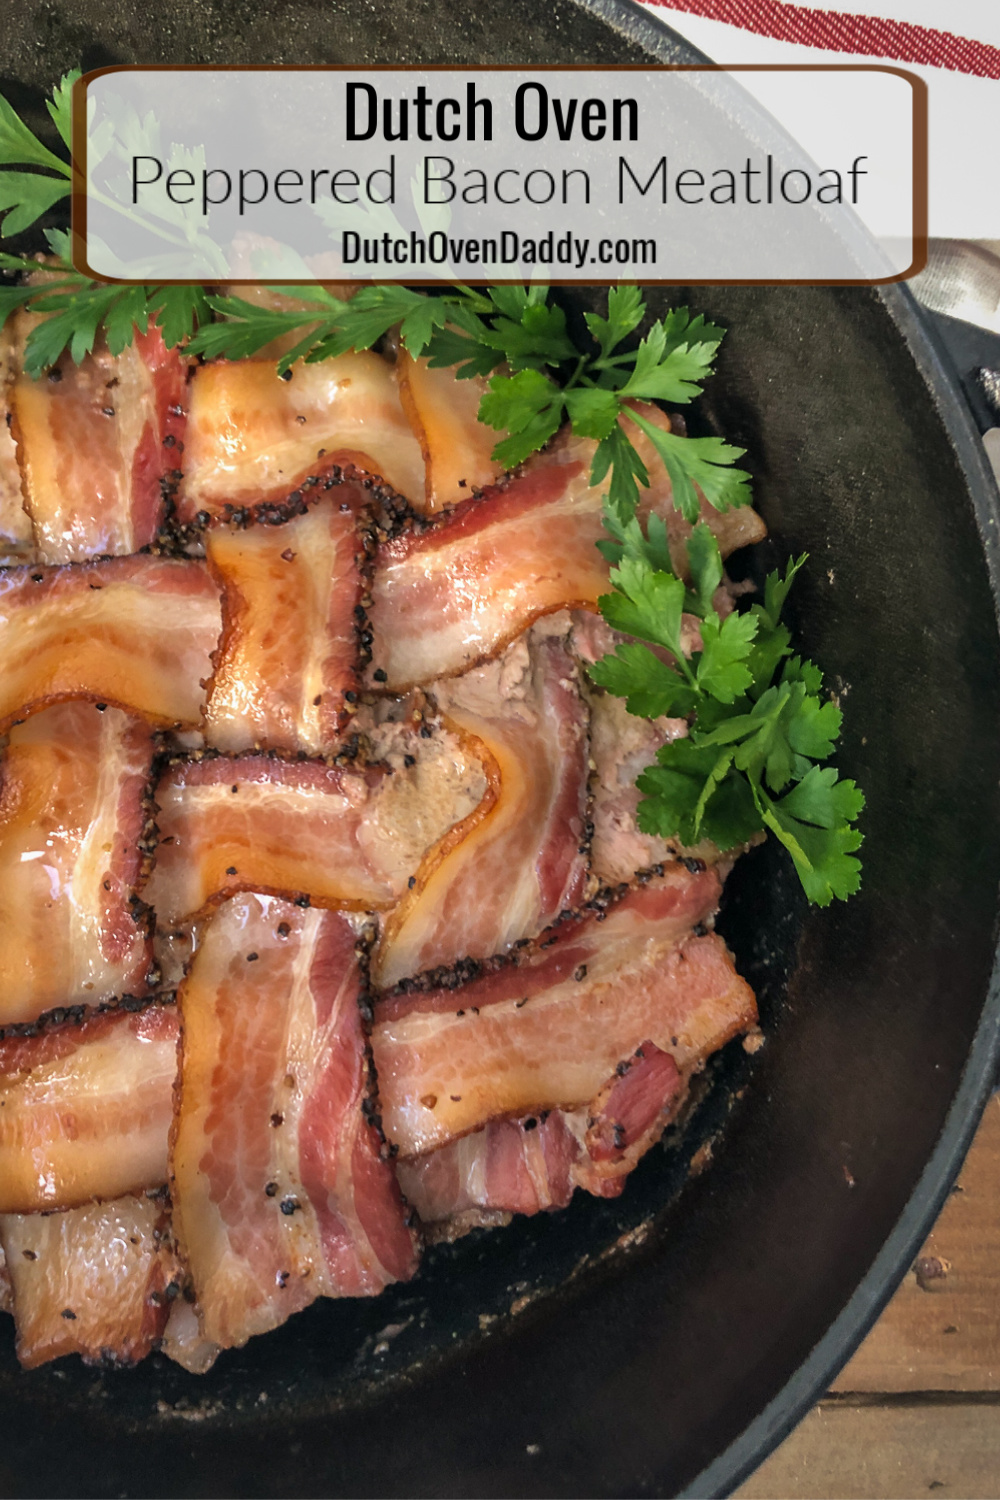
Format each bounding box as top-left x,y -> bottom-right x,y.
0,340 -> 761,1370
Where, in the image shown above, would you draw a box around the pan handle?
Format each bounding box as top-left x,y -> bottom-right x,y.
912,238 -> 1000,441
921,309 -> 1000,441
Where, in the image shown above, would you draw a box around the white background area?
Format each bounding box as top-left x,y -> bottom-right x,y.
84,68 -> 919,281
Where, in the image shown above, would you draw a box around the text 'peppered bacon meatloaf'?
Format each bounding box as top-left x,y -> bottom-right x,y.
0,293 -> 762,1370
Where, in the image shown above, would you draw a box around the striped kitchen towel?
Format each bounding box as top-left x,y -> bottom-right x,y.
636,0 -> 1000,232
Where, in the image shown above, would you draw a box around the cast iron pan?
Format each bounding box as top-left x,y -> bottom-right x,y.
2,2 -> 1000,1495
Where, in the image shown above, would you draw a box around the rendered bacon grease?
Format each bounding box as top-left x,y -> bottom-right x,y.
0,314 -> 760,1370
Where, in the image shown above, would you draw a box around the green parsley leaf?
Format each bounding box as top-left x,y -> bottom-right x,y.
479,368 -> 566,468
479,367 -> 557,434
596,506 -> 675,576
482,300 -> 577,370
334,286 -> 433,357
599,556 -> 687,660
588,642 -> 695,719
584,284 -> 645,359
425,325 -> 501,379
486,285 -> 531,322
626,408 -> 752,522
47,70 -> 80,152
43,227 -> 72,260
636,744 -> 719,838
564,384 -> 621,441
756,780 -> 864,905
785,695 -> 841,767
0,88 -> 69,176
696,610 -> 758,703
184,294 -> 304,362
745,619 -> 793,699
618,327 -> 721,404
24,281 -> 126,371
396,294 -> 456,358
0,279 -> 43,325
762,554 -> 808,628
782,654 -> 824,694
102,283 -> 151,356
686,522 -> 723,615
637,740 -> 763,850
0,76 -> 72,236
778,764 -> 865,830
656,306 -> 726,359
592,422 -> 651,521
0,170 -> 71,236
148,284 -> 212,349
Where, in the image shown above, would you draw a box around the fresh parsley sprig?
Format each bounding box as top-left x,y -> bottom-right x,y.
589,510 -> 864,905
0,77 -> 210,376
0,233 -> 209,376
0,72 -> 74,235
190,281 -> 751,524
184,282 -> 484,375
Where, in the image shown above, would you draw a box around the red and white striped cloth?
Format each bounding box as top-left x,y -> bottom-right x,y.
636,0 -> 999,234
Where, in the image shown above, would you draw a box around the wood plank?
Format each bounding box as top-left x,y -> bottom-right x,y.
736,1400 -> 1000,1500
832,1095 -> 1000,1393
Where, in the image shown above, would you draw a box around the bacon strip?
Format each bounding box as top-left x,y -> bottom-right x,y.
585,1042 -> 681,1163
204,495 -> 369,754
145,755 -> 424,925
178,353 -> 424,521
0,325 -> 34,563
0,703 -> 155,1026
171,895 -> 418,1350
367,410 -> 766,692
374,633 -> 589,988
0,1004 -> 177,1213
0,555 -> 222,733
398,1043 -> 685,1226
372,864 -> 754,1158
396,353 -> 503,513
9,325 -> 186,563
367,450 -> 599,692
0,1194 -> 178,1368
398,1111 -> 578,1224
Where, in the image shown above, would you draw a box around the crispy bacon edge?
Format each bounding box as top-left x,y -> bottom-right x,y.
0,1001 -> 179,1214
203,492 -> 375,754
0,1192 -> 180,1368
9,325 -> 187,562
372,862 -> 755,1158
142,753 -> 408,925
374,635 -> 590,987
0,554 -> 222,735
169,896 -> 418,1351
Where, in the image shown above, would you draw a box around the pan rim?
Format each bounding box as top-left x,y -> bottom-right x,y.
682,277 -> 1000,1497
563,0 -> 1000,1489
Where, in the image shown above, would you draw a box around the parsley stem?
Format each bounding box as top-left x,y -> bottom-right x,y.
675,652 -> 699,692
589,351 -> 640,371
85,184 -> 230,273
563,354 -> 588,390
451,284 -> 493,313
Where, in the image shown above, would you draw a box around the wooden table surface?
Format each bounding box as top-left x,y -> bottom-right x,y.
736,1094 -> 1000,1499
